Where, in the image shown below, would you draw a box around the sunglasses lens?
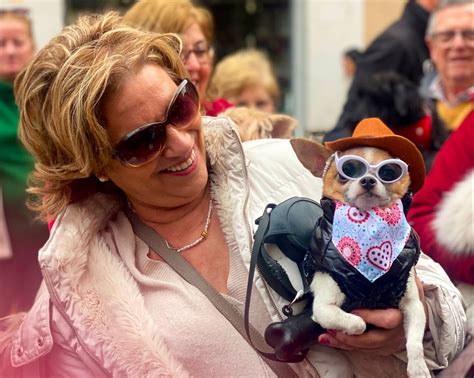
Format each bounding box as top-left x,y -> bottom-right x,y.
341,160 -> 366,178
378,163 -> 404,182
116,124 -> 166,166
168,82 -> 199,127
113,80 -> 199,167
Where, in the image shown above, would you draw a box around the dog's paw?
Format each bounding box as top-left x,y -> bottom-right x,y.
343,314 -> 366,335
407,359 -> 430,378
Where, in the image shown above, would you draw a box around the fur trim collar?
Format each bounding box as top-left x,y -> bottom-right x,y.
39,117 -> 243,377
433,169 -> 474,255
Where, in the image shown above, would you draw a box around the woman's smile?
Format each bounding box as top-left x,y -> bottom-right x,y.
162,148 -> 198,176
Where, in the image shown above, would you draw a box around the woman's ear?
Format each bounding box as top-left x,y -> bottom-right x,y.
290,138 -> 332,177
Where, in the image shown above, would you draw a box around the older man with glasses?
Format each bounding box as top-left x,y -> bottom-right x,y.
425,0 -> 474,131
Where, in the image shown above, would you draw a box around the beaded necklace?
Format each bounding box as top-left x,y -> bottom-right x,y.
165,197 -> 213,253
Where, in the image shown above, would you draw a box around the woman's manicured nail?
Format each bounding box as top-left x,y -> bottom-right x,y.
318,336 -> 330,345
327,329 -> 337,337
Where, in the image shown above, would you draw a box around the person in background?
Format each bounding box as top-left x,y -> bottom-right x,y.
325,0 -> 439,142
0,12 -> 465,376
326,71 -> 449,172
408,117 -> 473,338
208,48 -> 280,113
0,9 -> 48,316
423,0 -> 473,131
123,0 -> 232,116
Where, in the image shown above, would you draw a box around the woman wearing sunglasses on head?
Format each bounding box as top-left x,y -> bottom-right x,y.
0,12 -> 466,377
123,0 -> 232,117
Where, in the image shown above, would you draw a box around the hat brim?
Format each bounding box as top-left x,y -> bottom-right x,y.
325,134 -> 425,193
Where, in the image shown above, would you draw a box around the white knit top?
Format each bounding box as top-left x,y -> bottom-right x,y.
117,234 -> 279,377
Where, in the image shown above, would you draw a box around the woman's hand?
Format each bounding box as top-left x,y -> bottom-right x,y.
317,308 -> 406,356
317,274 -> 427,356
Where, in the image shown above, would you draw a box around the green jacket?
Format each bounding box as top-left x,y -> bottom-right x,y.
0,80 -> 34,202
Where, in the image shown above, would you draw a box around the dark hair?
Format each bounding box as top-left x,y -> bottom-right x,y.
348,71 -> 425,128
343,48 -> 362,64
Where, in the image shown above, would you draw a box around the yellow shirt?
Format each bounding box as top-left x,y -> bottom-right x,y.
436,99 -> 473,131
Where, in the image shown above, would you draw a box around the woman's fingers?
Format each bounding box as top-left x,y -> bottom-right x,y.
351,308 -> 402,329
318,334 -> 353,351
317,308 -> 406,354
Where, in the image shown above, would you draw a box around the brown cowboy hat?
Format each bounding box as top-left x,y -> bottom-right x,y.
325,117 -> 425,192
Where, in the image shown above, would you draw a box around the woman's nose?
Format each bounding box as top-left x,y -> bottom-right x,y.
184,53 -> 201,73
5,41 -> 17,55
162,126 -> 193,157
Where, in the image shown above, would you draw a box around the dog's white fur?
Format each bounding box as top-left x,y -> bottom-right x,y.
310,262 -> 429,377
309,146 -> 430,378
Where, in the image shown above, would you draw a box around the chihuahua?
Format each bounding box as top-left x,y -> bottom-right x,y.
290,118 -> 430,378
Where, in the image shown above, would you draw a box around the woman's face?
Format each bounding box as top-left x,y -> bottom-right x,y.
0,18 -> 34,82
103,64 -> 208,209
181,22 -> 212,99
233,84 -> 276,113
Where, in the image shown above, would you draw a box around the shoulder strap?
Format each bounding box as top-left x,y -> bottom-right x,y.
244,204 -> 311,363
125,208 -> 297,378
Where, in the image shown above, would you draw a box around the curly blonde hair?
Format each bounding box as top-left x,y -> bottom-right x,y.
208,49 -> 280,105
123,0 -> 214,45
15,12 -> 187,221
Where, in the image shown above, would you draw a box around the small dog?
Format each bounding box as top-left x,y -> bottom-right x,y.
291,118 -> 430,378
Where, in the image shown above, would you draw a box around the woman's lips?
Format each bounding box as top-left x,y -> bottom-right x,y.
161,148 -> 198,176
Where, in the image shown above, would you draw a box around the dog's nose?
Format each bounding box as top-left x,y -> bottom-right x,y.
360,176 -> 377,190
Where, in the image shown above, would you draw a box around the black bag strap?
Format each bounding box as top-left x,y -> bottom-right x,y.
255,197 -> 323,303
125,207 -> 297,378
244,204 -> 312,364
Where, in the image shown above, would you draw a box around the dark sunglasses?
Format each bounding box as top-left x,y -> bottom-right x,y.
335,152 -> 408,184
113,79 -> 200,167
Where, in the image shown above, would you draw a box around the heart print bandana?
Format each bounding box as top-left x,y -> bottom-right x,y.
331,199 -> 411,282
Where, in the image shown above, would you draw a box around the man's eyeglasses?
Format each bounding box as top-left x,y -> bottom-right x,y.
431,29 -> 474,45
112,79 -> 200,167
180,44 -> 212,64
334,152 -> 408,184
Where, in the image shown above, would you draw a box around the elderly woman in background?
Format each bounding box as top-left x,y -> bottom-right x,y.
208,48 -> 280,113
124,0 -> 231,116
0,9 -> 48,316
0,12 -> 466,377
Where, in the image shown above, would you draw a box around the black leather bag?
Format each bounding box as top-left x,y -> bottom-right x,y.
246,197 -> 325,362
254,196 -> 323,302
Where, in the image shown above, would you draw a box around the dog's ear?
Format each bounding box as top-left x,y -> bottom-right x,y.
290,138 -> 332,177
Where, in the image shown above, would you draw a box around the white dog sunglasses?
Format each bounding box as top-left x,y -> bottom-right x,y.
334,152 -> 408,184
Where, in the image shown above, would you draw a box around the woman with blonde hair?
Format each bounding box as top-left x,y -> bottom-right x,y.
124,0 -> 231,116
0,11 -> 466,377
0,8 -> 48,316
208,48 -> 280,113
